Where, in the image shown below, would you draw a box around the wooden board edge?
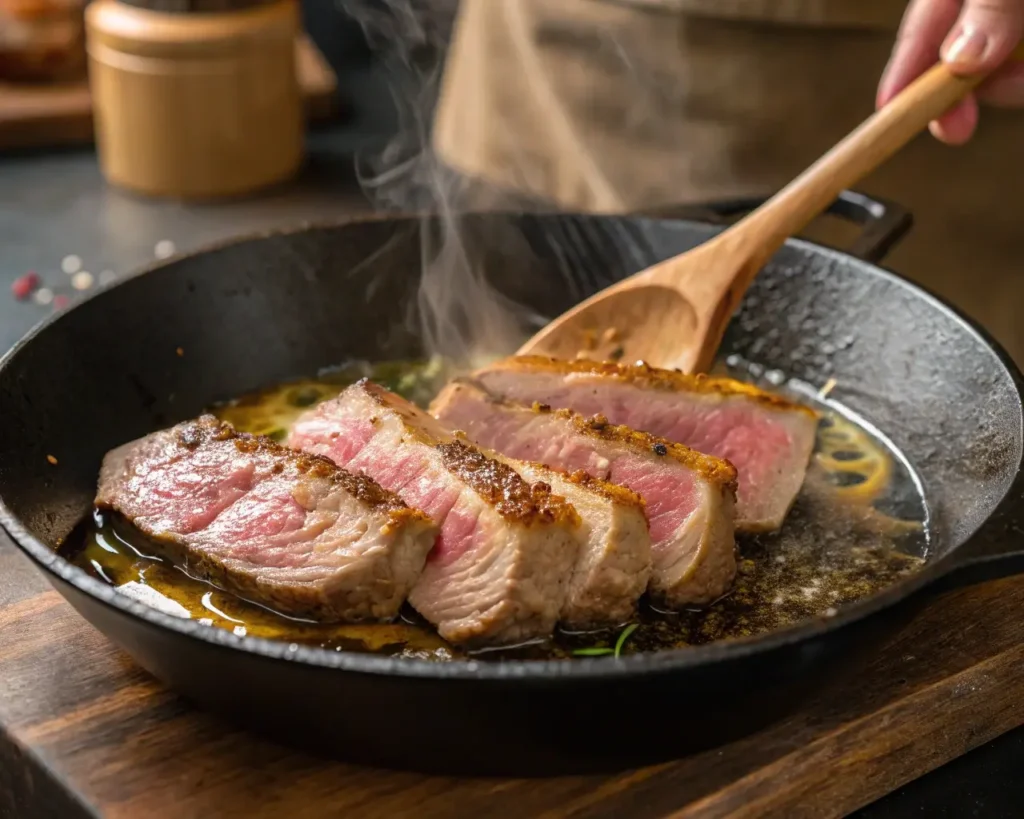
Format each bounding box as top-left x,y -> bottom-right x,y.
0,724 -> 99,819
673,643 -> 1024,819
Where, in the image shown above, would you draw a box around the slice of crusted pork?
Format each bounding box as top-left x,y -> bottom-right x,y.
473,356 -> 818,532
287,381 -> 580,647
487,456 -> 651,630
431,379 -> 737,607
96,415 -> 437,623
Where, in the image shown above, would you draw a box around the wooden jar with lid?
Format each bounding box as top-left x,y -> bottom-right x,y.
85,0 -> 302,199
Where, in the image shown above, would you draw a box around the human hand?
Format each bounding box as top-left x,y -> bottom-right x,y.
878,0 -> 1024,144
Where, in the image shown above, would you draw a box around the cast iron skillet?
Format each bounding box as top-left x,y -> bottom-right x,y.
2,194 -> 1024,776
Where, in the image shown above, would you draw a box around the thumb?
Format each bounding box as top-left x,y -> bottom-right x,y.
942,0 -> 1024,75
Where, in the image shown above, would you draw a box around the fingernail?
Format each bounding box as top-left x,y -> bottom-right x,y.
943,24 -> 988,67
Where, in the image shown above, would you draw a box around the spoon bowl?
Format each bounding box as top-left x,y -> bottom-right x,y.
519,282 -> 699,369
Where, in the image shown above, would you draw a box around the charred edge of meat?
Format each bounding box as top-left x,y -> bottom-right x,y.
436,382 -> 739,493
490,447 -> 648,515
178,415 -> 430,526
434,439 -> 581,528
568,412 -> 738,492
443,409 -> 646,512
546,468 -> 647,513
480,355 -> 818,416
353,379 -> 579,527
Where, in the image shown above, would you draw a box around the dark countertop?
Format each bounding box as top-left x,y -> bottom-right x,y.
856,730 -> 1024,819
1,77 -> 1020,819
0,130 -> 382,353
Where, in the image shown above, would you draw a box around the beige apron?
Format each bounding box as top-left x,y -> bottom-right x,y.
432,0 -> 1024,363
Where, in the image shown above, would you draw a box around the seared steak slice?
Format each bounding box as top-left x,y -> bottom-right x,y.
498,459 -> 651,629
287,381 -> 580,647
473,356 -> 818,532
96,416 -> 437,623
431,380 -> 737,607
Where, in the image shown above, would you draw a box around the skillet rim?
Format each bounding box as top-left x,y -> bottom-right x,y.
1,213 -> 1021,682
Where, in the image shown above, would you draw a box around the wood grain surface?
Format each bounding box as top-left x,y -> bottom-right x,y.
1,533 -> 1023,819
0,36 -> 339,152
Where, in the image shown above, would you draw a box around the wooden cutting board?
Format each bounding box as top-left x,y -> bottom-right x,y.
2,533 -> 1023,819
0,35 -> 338,151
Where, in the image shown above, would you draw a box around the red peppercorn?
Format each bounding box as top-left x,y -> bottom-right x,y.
11,271 -> 39,300
52,294 -> 70,311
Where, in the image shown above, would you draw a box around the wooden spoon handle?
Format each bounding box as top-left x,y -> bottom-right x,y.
723,62 -> 984,278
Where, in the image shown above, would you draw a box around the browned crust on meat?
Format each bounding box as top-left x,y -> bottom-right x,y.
357,379 -> 457,447
178,415 -> 430,529
349,381 -> 579,528
435,439 -> 581,528
544,468 -> 646,511
461,438 -> 647,515
434,380 -> 738,492
554,408 -> 737,491
479,355 -> 817,417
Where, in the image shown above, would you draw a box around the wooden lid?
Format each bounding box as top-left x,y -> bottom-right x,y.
86,0 -> 298,57
115,0 -> 281,11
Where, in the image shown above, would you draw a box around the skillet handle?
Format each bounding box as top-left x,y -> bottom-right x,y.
935,503 -> 1024,591
643,190 -> 914,264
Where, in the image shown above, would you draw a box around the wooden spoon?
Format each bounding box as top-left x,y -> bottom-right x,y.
517,59 -> 1001,373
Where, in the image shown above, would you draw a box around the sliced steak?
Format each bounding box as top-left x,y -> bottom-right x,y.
474,356 -> 818,532
287,381 -> 580,646
431,379 -> 737,607
96,415 -> 437,623
498,458 -> 651,629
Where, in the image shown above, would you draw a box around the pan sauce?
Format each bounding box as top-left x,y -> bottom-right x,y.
66,359 -> 927,661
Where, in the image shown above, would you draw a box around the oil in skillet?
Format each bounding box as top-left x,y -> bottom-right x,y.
64,358 -> 926,662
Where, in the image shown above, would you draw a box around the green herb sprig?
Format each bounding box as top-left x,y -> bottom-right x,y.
572,623 -> 639,659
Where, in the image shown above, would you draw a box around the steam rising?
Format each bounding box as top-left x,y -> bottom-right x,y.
347,0 -> 542,367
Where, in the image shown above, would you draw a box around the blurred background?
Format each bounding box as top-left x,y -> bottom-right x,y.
0,0 -> 439,352
3,0 -> 1023,370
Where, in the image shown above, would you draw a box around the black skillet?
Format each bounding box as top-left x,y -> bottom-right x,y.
2,193 -> 1024,776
